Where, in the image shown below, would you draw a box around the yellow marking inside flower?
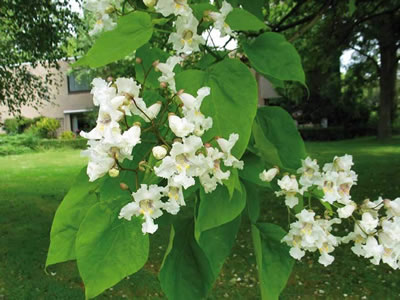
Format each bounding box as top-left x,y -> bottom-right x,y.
301,223 -> 313,235
96,19 -> 103,25
176,154 -> 190,171
319,243 -> 329,253
323,181 -> 334,193
339,183 -> 351,196
139,199 -> 154,215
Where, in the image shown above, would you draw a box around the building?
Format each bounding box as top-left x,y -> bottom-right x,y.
0,60 -> 94,134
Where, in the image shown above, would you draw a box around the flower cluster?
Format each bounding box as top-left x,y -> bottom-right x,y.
343,197 -> 400,269
260,155 -> 400,269
154,0 -> 234,54
80,77 -> 161,181
282,209 -> 341,266
118,86 -> 243,234
85,0 -> 121,36
79,0 -> 245,236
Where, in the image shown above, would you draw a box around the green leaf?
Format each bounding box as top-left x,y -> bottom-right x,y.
239,152 -> 271,188
76,202 -> 149,299
176,59 -> 258,158
196,184 -> 246,239
239,0 -> 266,20
251,223 -> 294,300
160,217 -> 241,300
46,168 -> 103,267
197,216 -> 241,278
223,168 -> 242,199
135,44 -> 169,89
254,106 -> 306,170
159,218 -> 214,300
243,32 -> 305,85
226,8 -> 267,32
243,180 -> 261,223
74,12 -> 153,68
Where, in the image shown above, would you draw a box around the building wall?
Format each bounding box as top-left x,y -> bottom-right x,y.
0,61 -> 94,134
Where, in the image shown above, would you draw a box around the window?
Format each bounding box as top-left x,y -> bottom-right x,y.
67,73 -> 90,93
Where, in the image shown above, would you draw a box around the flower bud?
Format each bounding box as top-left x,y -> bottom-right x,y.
152,145 -> 168,160
107,76 -> 113,82
109,168 -> 120,178
133,121 -> 142,127
259,167 -> 279,182
105,6 -> 115,14
177,89 -> 184,96
138,160 -> 147,172
135,57 -> 142,64
152,59 -> 160,68
143,0 -> 157,8
160,82 -> 167,89
120,182 -> 129,190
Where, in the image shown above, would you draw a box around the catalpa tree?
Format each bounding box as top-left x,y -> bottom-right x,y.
46,0 -> 400,299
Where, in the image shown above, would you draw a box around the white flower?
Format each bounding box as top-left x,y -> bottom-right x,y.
168,114 -> 194,137
155,0 -> 192,17
359,212 -> 379,234
89,14 -> 116,36
216,133 -> 244,169
208,1 -> 234,37
320,171 -> 340,204
143,0 -> 156,8
276,175 -> 300,208
259,167 -> 279,182
85,0 -> 111,15
297,157 -> 322,188
337,201 -> 357,218
119,184 -> 166,234
282,209 -> 341,266
163,178 -> 185,215
154,135 -> 204,189
116,77 -> 141,99
179,87 -> 210,112
131,98 -> 162,122
168,14 -> 205,54
179,87 -> 212,136
90,78 -> 116,106
81,124 -> 141,181
384,198 -> 400,217
156,56 -> 183,93
152,145 -> 168,160
82,140 -> 116,181
199,147 -> 230,193
323,154 -> 354,173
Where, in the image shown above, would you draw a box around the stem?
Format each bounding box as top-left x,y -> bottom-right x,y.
155,28 -> 173,34
131,98 -> 152,122
115,160 -> 137,173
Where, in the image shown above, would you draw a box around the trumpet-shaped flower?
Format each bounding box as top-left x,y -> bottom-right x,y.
208,0 -> 234,37
216,133 -> 244,169
119,184 -> 165,234
155,0 -> 192,17
168,14 -> 205,54
156,56 -> 183,93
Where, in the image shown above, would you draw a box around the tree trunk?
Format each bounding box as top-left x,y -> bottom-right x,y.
377,20 -> 398,140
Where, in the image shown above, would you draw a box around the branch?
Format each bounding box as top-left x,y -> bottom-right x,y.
274,1 -> 328,32
288,1 -> 332,42
349,46 -> 381,73
273,0 -> 309,30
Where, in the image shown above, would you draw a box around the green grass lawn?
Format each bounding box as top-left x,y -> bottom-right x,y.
0,137 -> 399,299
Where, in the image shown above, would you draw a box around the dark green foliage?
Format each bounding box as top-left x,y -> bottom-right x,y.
0,0 -> 81,113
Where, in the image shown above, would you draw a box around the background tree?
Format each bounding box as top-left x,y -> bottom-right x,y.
0,0 -> 81,115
